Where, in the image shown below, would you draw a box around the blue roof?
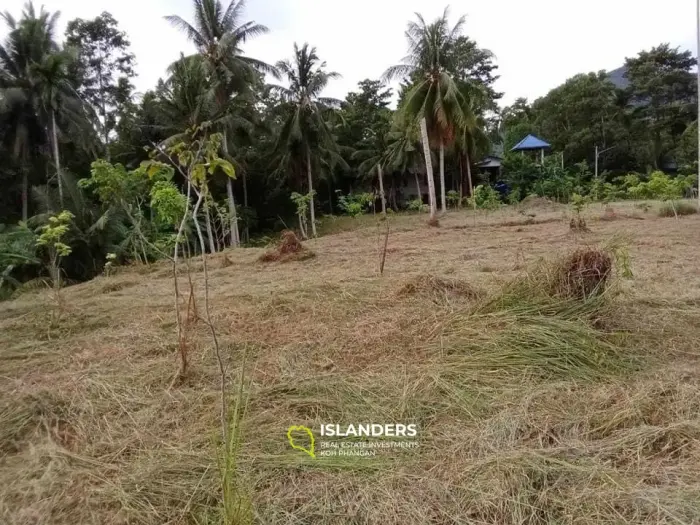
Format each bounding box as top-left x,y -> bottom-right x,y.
511,134 -> 551,151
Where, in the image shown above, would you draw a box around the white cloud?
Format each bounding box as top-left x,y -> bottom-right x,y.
2,0 -> 697,106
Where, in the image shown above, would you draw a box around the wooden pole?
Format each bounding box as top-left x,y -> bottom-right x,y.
595,145 -> 599,179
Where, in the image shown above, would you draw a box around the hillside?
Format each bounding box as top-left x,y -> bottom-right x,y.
2,202 -> 700,524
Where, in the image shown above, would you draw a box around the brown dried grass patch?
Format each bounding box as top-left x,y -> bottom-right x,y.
556,248 -> 613,299
259,230 -> 316,263
398,274 -> 483,303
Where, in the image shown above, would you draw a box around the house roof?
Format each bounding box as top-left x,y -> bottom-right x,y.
476,157 -> 502,169
511,134 -> 551,151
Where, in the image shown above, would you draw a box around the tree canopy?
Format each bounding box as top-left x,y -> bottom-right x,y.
0,1 -> 697,295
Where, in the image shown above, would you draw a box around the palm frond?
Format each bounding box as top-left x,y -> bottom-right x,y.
164,15 -> 206,48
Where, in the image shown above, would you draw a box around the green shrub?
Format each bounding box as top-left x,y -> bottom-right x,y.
407,199 -> 427,213
468,185 -> 501,210
628,171 -> 691,202
336,192 -> 374,217
446,190 -> 460,209
0,224 -> 39,299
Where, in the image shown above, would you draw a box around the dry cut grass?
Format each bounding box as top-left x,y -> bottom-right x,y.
1,201 -> 700,524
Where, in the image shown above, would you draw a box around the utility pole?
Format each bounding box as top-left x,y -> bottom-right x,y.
594,145 -> 616,179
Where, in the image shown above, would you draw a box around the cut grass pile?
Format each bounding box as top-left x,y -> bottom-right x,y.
1,203 -> 700,524
397,274 -> 483,304
258,230 -> 315,263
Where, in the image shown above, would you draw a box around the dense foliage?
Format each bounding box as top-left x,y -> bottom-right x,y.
0,0 -> 698,296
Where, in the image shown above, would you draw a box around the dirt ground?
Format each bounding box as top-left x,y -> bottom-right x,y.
1,200 -> 700,524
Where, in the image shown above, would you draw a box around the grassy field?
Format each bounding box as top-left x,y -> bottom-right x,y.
2,199 -> 700,524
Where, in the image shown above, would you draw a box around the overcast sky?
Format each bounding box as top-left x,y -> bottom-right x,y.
2,0 -> 697,107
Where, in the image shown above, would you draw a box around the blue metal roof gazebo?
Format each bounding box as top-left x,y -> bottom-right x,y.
511,134 -> 551,163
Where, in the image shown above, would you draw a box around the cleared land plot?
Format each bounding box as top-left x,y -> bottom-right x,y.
2,201 -> 700,524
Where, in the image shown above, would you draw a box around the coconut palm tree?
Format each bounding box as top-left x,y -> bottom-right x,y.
0,3 -> 58,219
31,49 -> 92,208
159,54 -> 257,251
159,54 -> 215,140
455,90 -> 490,200
1,3 -> 93,213
270,43 -> 342,237
352,128 -> 390,214
384,117 -> 426,203
165,0 -> 274,247
383,7 -> 471,214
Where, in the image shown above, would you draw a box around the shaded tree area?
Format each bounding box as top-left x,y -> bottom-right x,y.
500,44 -> 698,176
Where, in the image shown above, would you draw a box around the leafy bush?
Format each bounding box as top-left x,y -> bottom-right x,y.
0,224 -> 39,298
291,191 -> 315,238
503,155 -> 587,203
569,193 -> 590,231
150,181 -> 187,228
468,185 -> 501,210
407,199 -> 427,213
336,192 -> 374,217
627,171 -> 693,202
37,211 -> 75,289
446,190 -> 460,208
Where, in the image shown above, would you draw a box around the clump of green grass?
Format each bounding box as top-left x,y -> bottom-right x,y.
427,247 -> 634,381
658,201 -> 698,217
435,299 -> 632,381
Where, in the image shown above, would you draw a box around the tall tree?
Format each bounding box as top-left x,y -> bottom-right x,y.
165,0 -> 274,247
384,7 -> 477,214
0,3 -> 56,220
341,79 -> 393,213
455,97 -> 489,199
271,43 -> 342,237
65,12 -> 136,159
531,72 -> 629,170
1,2 -> 92,214
384,116 -> 424,199
445,35 -> 501,109
625,44 -> 697,169
31,48 -> 82,207
500,97 -> 536,151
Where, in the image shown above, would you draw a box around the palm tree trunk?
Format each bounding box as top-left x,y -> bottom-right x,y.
306,146 -> 317,237
414,171 -> 421,201
221,130 -> 240,247
419,118 -> 437,219
465,152 -> 474,197
458,155 -> 464,205
21,169 -> 28,222
97,58 -> 111,161
51,111 -> 64,208
439,141 -> 446,213
327,183 -> 333,214
226,179 -> 240,247
242,171 -> 249,243
377,163 -> 386,215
